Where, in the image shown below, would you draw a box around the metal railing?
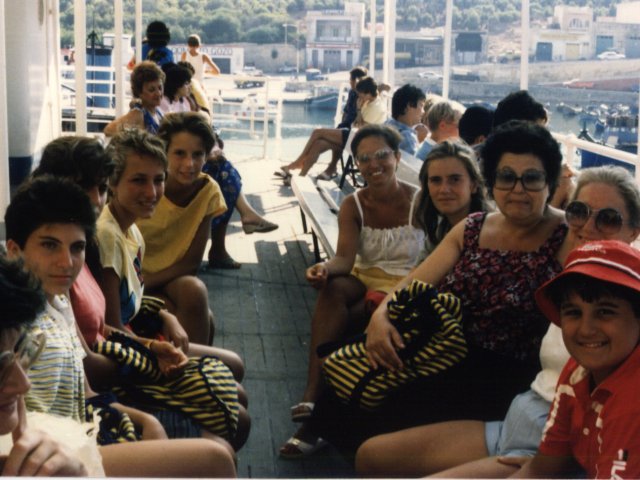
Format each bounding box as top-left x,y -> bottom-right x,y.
553,131 -> 640,181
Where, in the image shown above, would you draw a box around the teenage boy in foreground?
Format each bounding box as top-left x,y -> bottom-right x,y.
516,240 -> 640,478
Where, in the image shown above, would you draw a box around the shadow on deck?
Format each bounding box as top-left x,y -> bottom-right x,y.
199,155 -> 354,478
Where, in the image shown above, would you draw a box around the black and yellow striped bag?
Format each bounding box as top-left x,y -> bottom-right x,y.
94,333 -> 240,440
322,280 -> 467,411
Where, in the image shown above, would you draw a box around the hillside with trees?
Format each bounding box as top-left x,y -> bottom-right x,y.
59,0 -> 623,47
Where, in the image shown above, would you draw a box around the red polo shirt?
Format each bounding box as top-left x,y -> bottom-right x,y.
540,345 -> 640,478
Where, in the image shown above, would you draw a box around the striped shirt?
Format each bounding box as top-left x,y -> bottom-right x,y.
25,296 -> 86,422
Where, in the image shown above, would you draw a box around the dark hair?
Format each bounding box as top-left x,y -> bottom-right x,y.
162,63 -> 192,101
493,90 -> 547,129
355,76 -> 378,97
146,21 -> 170,47
481,120 -> 562,201
178,61 -> 195,76
31,137 -> 110,283
351,124 -> 402,158
5,176 -> 96,249
106,129 -> 167,186
349,66 -> 368,81
158,112 -> 217,154
459,105 -> 494,146
417,140 -> 489,246
0,257 -> 46,330
33,136 -> 114,189
187,34 -> 201,47
130,61 -> 165,98
391,84 -> 426,119
547,273 -> 640,319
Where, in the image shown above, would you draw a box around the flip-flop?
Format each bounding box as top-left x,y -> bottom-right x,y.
290,401 -> 315,422
274,168 -> 292,179
207,257 -> 241,269
279,436 -> 328,459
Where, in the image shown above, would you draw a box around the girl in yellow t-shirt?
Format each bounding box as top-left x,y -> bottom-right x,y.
136,112 -> 226,346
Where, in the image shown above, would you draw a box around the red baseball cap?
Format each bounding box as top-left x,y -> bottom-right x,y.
536,240 -> 640,326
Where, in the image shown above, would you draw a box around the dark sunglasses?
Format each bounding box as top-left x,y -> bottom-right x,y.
0,329 -> 46,388
494,168 -> 547,192
565,200 -> 624,235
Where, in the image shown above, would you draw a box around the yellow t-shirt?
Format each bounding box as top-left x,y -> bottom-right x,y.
137,173 -> 227,274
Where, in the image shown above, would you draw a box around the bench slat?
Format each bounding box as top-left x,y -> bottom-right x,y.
291,176 -> 339,259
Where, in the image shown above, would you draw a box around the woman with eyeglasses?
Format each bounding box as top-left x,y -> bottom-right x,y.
356,164 -> 640,477
280,124 -> 425,458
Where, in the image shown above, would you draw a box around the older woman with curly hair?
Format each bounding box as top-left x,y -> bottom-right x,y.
104,60 -> 166,136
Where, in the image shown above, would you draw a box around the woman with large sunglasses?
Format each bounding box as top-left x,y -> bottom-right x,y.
280,124 -> 425,458
314,120 -> 566,454
356,165 -> 640,477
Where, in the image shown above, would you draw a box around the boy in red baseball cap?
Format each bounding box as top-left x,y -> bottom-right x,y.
515,240 -> 640,478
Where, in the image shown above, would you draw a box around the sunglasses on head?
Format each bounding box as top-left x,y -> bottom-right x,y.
494,168 -> 547,192
565,200 -> 625,235
0,329 -> 46,389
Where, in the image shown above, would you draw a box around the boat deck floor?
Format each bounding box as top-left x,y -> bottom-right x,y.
199,152 -> 354,477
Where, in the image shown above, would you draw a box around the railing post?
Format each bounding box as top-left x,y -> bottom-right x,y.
0,0 -> 10,227
520,0 -> 530,90
73,0 -> 87,134
442,0 -> 453,100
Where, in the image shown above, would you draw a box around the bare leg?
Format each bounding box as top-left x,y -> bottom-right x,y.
299,132 -> 345,176
235,192 -> 267,224
280,275 -> 367,454
355,420 -> 488,477
160,276 -> 211,345
99,438 -> 236,477
285,128 -> 345,174
303,275 -> 367,404
208,221 -> 240,268
189,343 -> 245,382
430,455 -> 521,478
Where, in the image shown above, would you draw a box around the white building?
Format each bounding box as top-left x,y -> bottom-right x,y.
304,1 -> 364,71
594,1 -> 640,58
531,5 -> 593,61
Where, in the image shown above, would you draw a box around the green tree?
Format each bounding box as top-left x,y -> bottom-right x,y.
203,11 -> 241,43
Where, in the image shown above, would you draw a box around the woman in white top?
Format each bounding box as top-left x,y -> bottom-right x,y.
280,124 -> 424,458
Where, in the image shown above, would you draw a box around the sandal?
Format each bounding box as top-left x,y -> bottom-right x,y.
207,256 -> 242,269
290,401 -> 315,422
242,219 -> 279,234
316,171 -> 338,181
279,436 -> 328,459
273,167 -> 292,179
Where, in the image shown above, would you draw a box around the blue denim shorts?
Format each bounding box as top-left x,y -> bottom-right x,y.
484,389 -> 551,457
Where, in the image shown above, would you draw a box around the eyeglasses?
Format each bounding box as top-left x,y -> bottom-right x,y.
355,149 -> 394,165
0,329 -> 46,388
494,168 -> 547,192
565,200 -> 625,235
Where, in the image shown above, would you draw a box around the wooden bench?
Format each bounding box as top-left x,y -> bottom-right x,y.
291,175 -> 341,262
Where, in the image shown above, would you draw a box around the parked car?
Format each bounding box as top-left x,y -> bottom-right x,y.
597,51 -> 626,60
278,65 -> 297,74
418,71 -> 442,80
